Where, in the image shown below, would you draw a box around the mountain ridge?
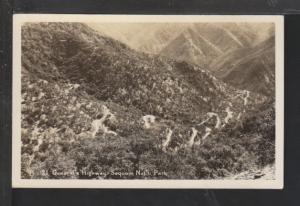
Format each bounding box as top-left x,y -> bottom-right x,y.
210,35 -> 275,96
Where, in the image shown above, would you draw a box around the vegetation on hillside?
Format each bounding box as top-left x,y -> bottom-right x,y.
21,23 -> 275,180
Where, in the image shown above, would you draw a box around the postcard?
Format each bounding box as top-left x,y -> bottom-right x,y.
12,14 -> 284,188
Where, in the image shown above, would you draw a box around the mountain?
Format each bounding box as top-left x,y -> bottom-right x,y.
191,23 -> 257,52
159,23 -> 266,67
89,23 -> 273,54
210,35 -> 275,96
88,23 -> 188,54
89,23 -> 275,96
159,28 -> 222,68
21,22 -> 272,180
22,23 -> 265,124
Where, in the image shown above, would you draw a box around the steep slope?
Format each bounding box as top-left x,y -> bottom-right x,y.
159,23 -> 264,67
192,23 -> 256,52
22,23 -> 264,124
88,23 -> 188,54
21,22 -> 271,179
89,23 -> 274,76
194,100 -> 275,179
89,23 -> 270,54
210,36 -> 275,96
159,28 -> 223,68
238,23 -> 275,45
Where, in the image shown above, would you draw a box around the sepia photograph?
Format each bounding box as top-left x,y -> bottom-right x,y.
12,15 -> 284,188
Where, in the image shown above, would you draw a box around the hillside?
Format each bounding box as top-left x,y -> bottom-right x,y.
21,22 -> 274,179
88,23 -> 275,96
159,28 -> 222,68
210,36 -> 275,96
89,23 -> 273,55
22,23 -> 265,123
88,23 -> 188,54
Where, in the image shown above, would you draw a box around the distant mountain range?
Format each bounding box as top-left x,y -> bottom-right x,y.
160,23 -> 257,67
88,23 -> 187,54
89,23 -> 273,55
89,22 -> 275,95
211,35 -> 275,96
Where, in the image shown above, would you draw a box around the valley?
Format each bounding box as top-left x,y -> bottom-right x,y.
21,22 -> 275,180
